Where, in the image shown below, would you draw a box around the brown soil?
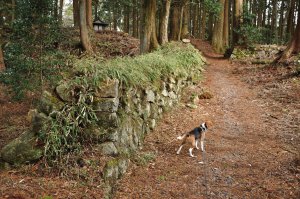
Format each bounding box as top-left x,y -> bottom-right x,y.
0,85 -> 34,150
94,30 -> 140,58
0,40 -> 299,198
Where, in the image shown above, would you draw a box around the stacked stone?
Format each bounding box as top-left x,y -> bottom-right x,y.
0,71 -> 201,196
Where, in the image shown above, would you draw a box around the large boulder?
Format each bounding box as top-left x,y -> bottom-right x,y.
0,131 -> 43,166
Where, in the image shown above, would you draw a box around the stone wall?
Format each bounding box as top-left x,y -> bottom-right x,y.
0,64 -> 203,197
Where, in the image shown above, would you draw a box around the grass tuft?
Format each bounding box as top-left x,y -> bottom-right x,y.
74,42 -> 205,88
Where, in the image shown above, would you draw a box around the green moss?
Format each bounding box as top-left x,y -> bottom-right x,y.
106,159 -> 119,167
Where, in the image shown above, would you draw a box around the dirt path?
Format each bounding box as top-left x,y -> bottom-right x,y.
114,40 -> 299,198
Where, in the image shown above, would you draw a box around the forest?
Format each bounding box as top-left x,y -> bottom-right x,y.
0,0 -> 299,198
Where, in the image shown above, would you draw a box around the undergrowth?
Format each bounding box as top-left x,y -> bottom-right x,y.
74,42 -> 205,88
39,42 -> 204,170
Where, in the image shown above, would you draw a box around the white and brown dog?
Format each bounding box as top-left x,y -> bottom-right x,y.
176,121 -> 212,157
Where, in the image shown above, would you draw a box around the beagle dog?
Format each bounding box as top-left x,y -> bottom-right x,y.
176,121 -> 212,157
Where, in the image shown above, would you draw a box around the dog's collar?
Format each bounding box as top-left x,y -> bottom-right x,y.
200,122 -> 207,132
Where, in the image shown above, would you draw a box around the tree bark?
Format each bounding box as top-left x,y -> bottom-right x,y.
271,0 -> 278,40
159,0 -> 171,45
223,0 -> 229,47
257,0 -> 263,27
123,5 -> 130,33
150,0 -> 159,49
200,0 -> 206,40
181,2 -> 189,38
59,0 -> 64,23
212,0 -> 225,53
0,45 -> 5,72
73,0 -> 80,27
170,2 -> 181,40
233,0 -> 243,45
192,1 -> 199,37
275,2 -> 300,61
207,12 -> 214,41
86,0 -> 93,29
252,0 -> 257,25
132,0 -> 138,38
278,0 -> 285,43
94,0 -> 99,20
286,0 -> 296,41
54,0 -> 58,20
113,5 -> 118,30
262,0 -> 267,27
79,0 -> 92,52
140,0 -> 158,53
178,4 -> 184,40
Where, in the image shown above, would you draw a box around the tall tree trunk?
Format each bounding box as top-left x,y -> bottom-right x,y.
59,0 -> 64,23
192,1 -> 198,37
286,0 -> 296,41
275,1 -> 300,61
108,5 -> 112,30
79,0 -> 92,52
252,0 -> 257,25
132,0 -> 138,37
94,0 -> 99,20
223,0 -> 229,47
207,13 -> 214,41
262,0 -> 267,27
232,0 -> 243,45
54,0 -> 58,20
86,0 -> 93,29
170,2 -> 181,40
212,0 -> 225,53
178,4 -> 185,40
267,4 -> 271,26
159,0 -> 171,45
271,0 -> 278,41
189,1 -> 192,35
200,0 -> 206,40
257,0 -> 263,27
150,0 -> 159,49
113,5 -> 118,30
0,45 -> 5,72
278,0 -> 285,43
73,0 -> 80,27
181,2 -> 189,38
124,6 -> 130,33
140,0 -> 158,53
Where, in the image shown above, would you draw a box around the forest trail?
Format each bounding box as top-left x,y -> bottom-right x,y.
114,40 -> 299,199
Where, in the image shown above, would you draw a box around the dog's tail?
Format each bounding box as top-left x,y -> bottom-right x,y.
177,133 -> 187,140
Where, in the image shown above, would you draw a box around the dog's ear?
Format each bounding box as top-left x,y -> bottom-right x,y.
205,120 -> 213,129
